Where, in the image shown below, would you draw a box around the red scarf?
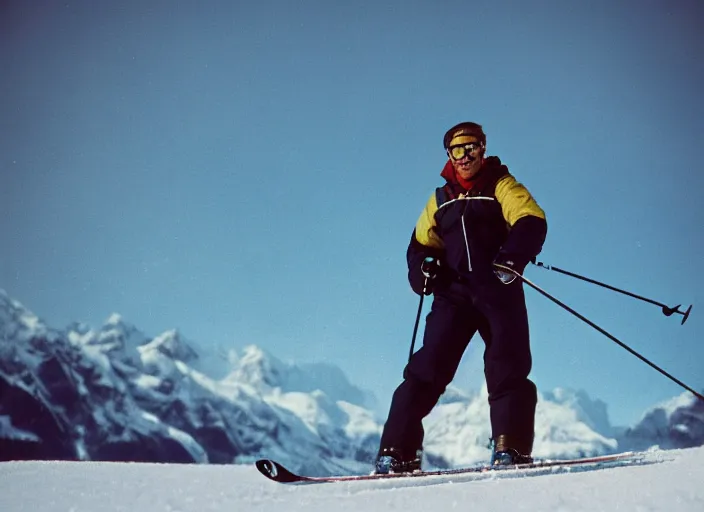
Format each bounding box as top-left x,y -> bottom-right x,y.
440,158 -> 492,192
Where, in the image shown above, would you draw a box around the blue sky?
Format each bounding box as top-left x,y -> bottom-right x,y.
1,0 -> 702,426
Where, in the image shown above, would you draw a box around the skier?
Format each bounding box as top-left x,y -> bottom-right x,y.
375,121 -> 548,474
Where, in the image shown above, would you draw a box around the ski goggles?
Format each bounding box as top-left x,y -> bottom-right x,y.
447,142 -> 483,161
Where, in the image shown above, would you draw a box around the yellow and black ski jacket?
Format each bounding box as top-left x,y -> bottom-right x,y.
407,156 -> 547,292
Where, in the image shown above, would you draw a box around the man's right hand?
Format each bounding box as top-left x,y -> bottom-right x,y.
421,256 -> 441,279
419,257 -> 441,294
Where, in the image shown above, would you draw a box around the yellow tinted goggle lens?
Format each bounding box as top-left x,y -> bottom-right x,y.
449,143 -> 480,160
450,146 -> 467,159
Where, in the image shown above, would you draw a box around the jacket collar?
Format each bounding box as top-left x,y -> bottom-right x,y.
440,156 -> 505,193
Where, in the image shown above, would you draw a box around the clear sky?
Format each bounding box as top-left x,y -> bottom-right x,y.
1,0 -> 702,426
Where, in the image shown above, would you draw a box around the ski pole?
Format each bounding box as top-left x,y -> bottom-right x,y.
494,263 -> 704,402
408,283 -> 426,364
532,260 -> 692,325
408,257 -> 439,363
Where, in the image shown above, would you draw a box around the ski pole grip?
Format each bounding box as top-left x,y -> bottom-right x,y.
421,256 -> 439,279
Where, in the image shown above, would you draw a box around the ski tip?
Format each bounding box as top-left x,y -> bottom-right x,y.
255,459 -> 280,480
255,459 -> 301,483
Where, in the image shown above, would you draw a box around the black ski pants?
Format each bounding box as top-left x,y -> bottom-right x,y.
379,278 -> 537,458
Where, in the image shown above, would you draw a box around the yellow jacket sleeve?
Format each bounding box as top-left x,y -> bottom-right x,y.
494,174 -> 546,226
414,192 -> 444,250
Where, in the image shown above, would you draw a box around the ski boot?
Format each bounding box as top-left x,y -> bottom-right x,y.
491,448 -> 534,466
373,448 -> 423,474
490,434 -> 533,466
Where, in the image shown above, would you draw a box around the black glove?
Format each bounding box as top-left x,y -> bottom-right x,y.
421,256 -> 441,279
407,230 -> 445,296
492,254 -> 527,285
409,256 -> 441,295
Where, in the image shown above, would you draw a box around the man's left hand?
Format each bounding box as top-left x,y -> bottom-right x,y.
493,256 -> 523,285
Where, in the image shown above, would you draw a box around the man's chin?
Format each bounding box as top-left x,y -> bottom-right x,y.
457,169 -> 478,180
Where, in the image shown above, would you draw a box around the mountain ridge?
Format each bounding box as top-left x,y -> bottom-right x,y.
1,288 -> 701,475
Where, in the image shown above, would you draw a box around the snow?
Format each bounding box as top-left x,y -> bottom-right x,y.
67,328 -> 95,347
0,415 -> 40,442
1,447 -> 702,511
656,393 -> 698,418
141,412 -> 209,464
424,385 -> 622,467
132,373 -> 162,389
337,400 -> 382,438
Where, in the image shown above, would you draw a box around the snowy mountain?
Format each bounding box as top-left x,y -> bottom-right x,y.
423,385 -> 620,467
0,289 -> 379,475
222,344 -> 377,411
425,382 -> 704,466
1,288 -> 702,476
619,391 -> 704,451
2,447 -> 703,512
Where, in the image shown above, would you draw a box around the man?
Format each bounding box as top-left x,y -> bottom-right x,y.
375,121 -> 547,474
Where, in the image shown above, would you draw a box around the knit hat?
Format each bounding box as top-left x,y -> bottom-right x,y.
443,122 -> 486,149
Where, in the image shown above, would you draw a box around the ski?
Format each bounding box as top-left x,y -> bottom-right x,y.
255,451 -> 651,485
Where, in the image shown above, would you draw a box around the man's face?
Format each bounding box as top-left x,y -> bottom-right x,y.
448,137 -> 484,180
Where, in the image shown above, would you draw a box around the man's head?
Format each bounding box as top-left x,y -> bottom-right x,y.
443,122 -> 486,181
